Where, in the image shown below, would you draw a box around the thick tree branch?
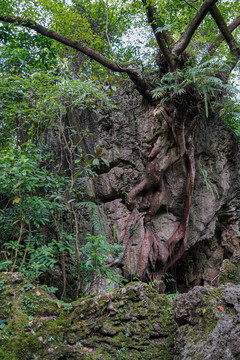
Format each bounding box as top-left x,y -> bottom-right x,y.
142,0 -> 176,71
0,15 -> 126,71
0,14 -> 153,100
209,6 -> 240,56
173,0 -> 218,56
208,16 -> 240,55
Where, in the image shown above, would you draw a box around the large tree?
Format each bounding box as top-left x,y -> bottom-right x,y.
1,0 -> 240,284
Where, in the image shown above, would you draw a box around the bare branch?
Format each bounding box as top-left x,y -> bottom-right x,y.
142,0 -> 176,71
208,16 -> 240,55
0,14 -> 153,100
182,0 -> 198,11
209,6 -> 240,56
173,0 -> 218,56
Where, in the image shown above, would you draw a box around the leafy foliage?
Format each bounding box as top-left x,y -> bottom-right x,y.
0,66 -> 114,147
199,164 -> 219,199
0,54 -> 115,296
152,60 -> 240,130
220,96 -> 240,138
79,233 -> 124,292
153,61 -> 230,98
0,143 -> 68,275
0,138 -> 117,296
0,24 -> 58,74
0,0 -> 101,46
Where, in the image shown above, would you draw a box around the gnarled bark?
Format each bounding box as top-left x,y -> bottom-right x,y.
118,99 -> 199,284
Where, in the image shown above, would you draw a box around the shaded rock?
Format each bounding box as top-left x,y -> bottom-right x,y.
219,259 -> 240,285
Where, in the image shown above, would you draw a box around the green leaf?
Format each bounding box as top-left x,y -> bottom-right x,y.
102,158 -> 110,167
204,92 -> 209,118
92,158 -> 100,167
95,147 -> 103,156
155,24 -> 172,33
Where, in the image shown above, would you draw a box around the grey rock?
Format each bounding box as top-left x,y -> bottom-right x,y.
173,283 -> 240,360
61,89 -> 240,290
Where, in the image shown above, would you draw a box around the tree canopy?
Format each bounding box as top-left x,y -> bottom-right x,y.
1,0 -> 240,99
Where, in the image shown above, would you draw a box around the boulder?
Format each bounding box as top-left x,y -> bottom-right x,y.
0,272 -> 176,360
173,283 -> 240,360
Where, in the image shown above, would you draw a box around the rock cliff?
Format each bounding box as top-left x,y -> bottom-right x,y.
66,88 -> 240,290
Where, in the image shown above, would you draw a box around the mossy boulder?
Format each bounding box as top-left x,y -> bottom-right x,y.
0,273 -> 176,359
173,284 -> 240,359
218,259 -> 240,285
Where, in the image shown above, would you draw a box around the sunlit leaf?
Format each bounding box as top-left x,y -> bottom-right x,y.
13,197 -> 21,204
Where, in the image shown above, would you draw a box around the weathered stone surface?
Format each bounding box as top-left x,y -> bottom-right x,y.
1,272 -> 240,360
62,88 -> 240,289
0,272 -> 176,360
219,259 -> 240,285
173,283 -> 240,360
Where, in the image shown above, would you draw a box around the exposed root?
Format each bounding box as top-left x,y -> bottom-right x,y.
120,102 -> 198,286
139,224 -> 169,280
161,135 -> 195,277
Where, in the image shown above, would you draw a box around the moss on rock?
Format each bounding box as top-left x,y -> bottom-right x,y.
218,259 -> 240,285
0,272 -> 177,359
173,284 -> 240,359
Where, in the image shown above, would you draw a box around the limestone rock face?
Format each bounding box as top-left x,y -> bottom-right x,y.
173,284 -> 240,360
70,88 -> 240,288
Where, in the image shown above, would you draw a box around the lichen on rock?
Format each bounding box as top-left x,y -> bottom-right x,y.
173,284 -> 240,360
